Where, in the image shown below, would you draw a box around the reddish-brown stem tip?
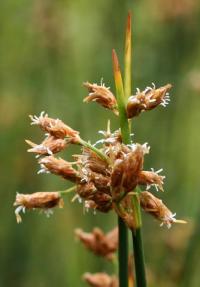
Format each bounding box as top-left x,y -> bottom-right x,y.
112,49 -> 120,73
126,12 -> 131,39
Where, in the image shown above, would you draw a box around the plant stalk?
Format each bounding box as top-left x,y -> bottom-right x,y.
118,216 -> 129,287
112,13 -> 147,286
79,138 -> 110,163
59,186 -> 77,195
112,49 -> 129,287
132,228 -> 147,287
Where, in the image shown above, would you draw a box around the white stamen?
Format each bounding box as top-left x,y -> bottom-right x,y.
136,88 -> 141,94
142,143 -> 150,154
144,86 -> 152,93
44,209 -> 54,218
154,184 -> 159,192
155,168 -> 163,174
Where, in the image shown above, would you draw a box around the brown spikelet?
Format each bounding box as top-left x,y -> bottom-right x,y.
111,144 -> 144,197
81,147 -> 110,176
39,156 -> 79,182
26,135 -> 67,156
29,111 -> 80,139
127,84 -> 172,118
14,192 -> 64,223
83,82 -> 118,114
75,227 -> 118,260
139,191 -> 186,228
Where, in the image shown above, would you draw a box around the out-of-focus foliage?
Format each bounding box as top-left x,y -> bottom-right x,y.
0,0 -> 200,286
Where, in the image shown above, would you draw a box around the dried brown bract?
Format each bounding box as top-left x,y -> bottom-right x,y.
14,192 -> 63,223
75,227 -> 118,260
139,191 -> 186,228
127,83 -> 172,118
83,82 -> 118,114
83,272 -> 118,287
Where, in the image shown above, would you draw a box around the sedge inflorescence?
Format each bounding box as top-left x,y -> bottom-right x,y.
13,14 -> 187,287
14,81 -> 185,230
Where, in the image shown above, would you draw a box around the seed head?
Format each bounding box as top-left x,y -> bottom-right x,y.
26,136 -> 67,156
14,192 -> 63,223
29,111 -> 79,139
139,191 -> 186,228
75,227 -> 118,260
80,147 -> 110,176
111,144 -> 144,197
83,82 -> 118,114
127,83 -> 172,118
38,156 -> 79,182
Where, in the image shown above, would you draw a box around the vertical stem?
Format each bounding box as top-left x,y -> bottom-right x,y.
112,49 -> 129,287
130,189 -> 147,287
112,14 -> 147,286
118,217 -> 128,287
132,228 -> 147,287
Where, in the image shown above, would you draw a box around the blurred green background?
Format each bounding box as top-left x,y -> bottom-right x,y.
1,0 -> 200,286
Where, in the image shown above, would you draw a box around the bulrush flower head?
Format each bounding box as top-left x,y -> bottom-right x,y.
127,83 -> 172,118
83,272 -> 118,287
29,111 -> 80,140
83,82 -> 118,114
75,227 -> 118,260
14,192 -> 64,223
39,156 -> 79,182
26,135 -> 67,156
139,191 -> 186,228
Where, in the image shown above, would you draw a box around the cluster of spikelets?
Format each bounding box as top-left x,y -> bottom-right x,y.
14,81 -> 186,231
13,80 -> 187,287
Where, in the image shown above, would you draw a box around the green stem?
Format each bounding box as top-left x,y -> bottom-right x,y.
79,138 -> 110,163
112,30 -> 147,285
59,186 -> 77,195
118,217 -> 129,287
112,49 -> 129,287
132,228 -> 147,287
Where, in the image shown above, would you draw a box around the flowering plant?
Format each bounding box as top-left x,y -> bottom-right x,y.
14,13 -> 186,287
